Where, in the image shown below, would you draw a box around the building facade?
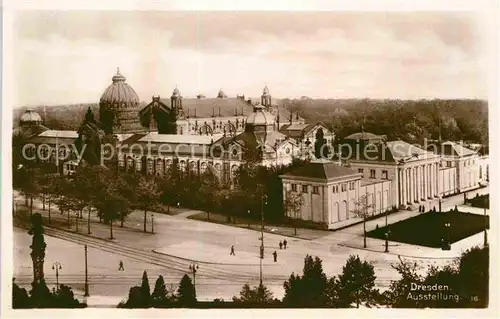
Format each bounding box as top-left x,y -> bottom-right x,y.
280,159 -> 393,230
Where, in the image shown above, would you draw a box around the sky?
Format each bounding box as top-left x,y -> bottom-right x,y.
13,10 -> 490,106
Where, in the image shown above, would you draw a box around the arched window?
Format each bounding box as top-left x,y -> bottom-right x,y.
179,160 -> 186,172
156,158 -> 163,175
200,162 -> 208,174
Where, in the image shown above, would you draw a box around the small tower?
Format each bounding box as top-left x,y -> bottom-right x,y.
217,89 -> 227,99
171,86 -> 182,110
261,85 -> 272,107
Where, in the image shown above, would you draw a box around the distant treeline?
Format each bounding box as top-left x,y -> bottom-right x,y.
14,98 -> 488,145
283,98 -> 488,145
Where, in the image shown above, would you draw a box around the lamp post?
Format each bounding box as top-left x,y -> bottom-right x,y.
384,230 -> 391,253
189,263 -> 199,297
438,195 -> 442,213
260,194 -> 267,286
75,214 -> 79,232
483,207 -> 488,247
84,245 -> 89,297
247,209 -> 251,228
151,214 -> 155,234
444,222 -> 451,250
52,262 -> 62,291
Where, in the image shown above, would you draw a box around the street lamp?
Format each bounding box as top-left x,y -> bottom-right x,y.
438,195 -> 442,213
151,214 -> 155,234
247,209 -> 251,229
259,194 -> 267,286
443,222 -> 451,250
483,207 -> 488,247
189,263 -> 199,297
52,262 -> 62,291
385,230 -> 391,253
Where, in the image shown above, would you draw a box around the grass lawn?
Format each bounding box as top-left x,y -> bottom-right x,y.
367,211 -> 489,248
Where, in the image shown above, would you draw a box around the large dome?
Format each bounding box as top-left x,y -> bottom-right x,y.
245,103 -> 275,132
99,68 -> 143,134
100,68 -> 140,105
20,108 -> 42,125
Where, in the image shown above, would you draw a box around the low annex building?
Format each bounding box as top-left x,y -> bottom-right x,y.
280,159 -> 393,230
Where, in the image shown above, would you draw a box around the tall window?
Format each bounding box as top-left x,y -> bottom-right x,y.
312,186 -> 319,194
370,169 -> 376,179
291,184 -> 297,192
302,185 -> 308,193
341,183 -> 347,192
349,182 -> 355,190
382,170 -> 388,179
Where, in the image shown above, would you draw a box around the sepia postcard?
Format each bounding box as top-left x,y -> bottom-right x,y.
2,0 -> 498,318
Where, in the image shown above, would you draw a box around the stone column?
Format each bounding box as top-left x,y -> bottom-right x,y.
410,168 -> 415,203
428,164 -> 432,198
422,165 -> 426,200
436,163 -> 440,197
401,168 -> 408,205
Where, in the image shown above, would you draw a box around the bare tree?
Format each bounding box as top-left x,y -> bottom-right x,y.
351,195 -> 372,248
284,190 -> 304,236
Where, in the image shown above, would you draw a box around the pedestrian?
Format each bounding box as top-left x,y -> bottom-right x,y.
279,241 -> 283,250
230,245 -> 235,256
118,260 -> 124,271
273,250 -> 277,262
283,239 -> 287,249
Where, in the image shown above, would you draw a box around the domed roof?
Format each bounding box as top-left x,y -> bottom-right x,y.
262,85 -> 270,95
217,88 -> 227,98
172,87 -> 181,97
100,68 -> 139,105
246,103 -> 275,126
20,108 -> 42,124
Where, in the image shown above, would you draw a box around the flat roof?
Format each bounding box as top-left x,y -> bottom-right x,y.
137,133 -> 224,145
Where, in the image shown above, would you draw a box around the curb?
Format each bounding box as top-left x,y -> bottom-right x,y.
151,249 -> 280,267
337,243 -> 458,260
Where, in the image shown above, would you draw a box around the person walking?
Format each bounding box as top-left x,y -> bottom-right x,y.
273,250 -> 278,262
283,239 -> 288,250
279,241 -> 283,250
118,260 -> 124,271
230,245 -> 235,256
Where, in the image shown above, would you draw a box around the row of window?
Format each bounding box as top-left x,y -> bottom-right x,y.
357,168 -> 388,180
290,184 -> 320,194
291,181 -> 356,194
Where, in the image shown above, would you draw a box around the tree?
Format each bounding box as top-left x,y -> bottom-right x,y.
314,127 -> 327,159
336,255 -> 378,308
382,256 -> 425,308
18,167 -> 41,215
283,255 -> 331,307
136,176 -> 160,233
12,279 -> 31,309
140,271 -> 151,308
457,246 -> 489,307
351,195 -> 372,248
151,275 -> 171,307
232,283 -> 275,306
283,190 -> 303,235
177,274 -> 196,307
52,284 -> 86,308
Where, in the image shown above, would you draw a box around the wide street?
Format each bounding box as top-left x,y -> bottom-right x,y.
12,186 -> 489,306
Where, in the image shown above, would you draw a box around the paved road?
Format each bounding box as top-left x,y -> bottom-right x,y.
12,186 -> 488,305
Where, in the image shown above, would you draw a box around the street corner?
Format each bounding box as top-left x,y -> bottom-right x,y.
153,241 -> 279,266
